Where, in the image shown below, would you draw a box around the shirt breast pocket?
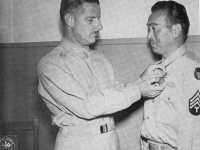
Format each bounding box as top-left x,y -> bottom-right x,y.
154,93 -> 177,127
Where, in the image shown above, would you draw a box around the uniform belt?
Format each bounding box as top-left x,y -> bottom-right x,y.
59,122 -> 115,136
148,141 -> 176,150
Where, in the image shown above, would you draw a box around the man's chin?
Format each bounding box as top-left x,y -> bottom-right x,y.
152,48 -> 161,55
88,38 -> 97,44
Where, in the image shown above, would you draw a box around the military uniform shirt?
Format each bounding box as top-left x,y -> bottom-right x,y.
141,44 -> 200,150
37,38 -> 141,150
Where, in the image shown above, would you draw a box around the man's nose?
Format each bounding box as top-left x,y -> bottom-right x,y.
147,30 -> 153,39
95,19 -> 103,31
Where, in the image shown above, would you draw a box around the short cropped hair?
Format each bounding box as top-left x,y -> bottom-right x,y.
151,1 -> 190,40
60,0 -> 100,25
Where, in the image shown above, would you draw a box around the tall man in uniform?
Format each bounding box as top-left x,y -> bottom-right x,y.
141,1 -> 200,150
37,0 -> 165,149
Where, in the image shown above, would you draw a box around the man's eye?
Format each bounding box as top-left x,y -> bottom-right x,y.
88,19 -> 93,22
152,27 -> 156,31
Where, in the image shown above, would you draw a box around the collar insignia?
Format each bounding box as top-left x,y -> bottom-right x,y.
189,90 -> 200,116
194,67 -> 200,80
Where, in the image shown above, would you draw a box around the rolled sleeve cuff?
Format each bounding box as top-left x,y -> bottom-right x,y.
52,111 -> 72,127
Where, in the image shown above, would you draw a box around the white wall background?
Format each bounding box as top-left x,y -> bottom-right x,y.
0,0 -> 199,43
100,0 -> 200,39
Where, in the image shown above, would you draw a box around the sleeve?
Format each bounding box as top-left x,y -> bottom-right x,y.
38,60 -> 141,120
177,67 -> 200,150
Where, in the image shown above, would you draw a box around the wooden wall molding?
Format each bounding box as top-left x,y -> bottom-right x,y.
0,35 -> 200,48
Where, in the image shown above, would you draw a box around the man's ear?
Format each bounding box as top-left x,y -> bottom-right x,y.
64,13 -> 74,27
172,24 -> 182,38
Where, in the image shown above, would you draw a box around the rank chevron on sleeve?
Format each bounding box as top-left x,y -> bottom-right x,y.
189,90 -> 200,116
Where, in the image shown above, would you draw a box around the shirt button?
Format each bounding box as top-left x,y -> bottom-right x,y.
60,52 -> 65,57
71,46 -> 77,51
168,97 -> 170,100
147,117 -> 149,119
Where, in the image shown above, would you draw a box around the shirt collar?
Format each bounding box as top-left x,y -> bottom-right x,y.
59,37 -> 91,59
160,44 -> 187,68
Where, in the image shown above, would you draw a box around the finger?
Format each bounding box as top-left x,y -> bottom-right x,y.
152,72 -> 166,78
149,64 -> 166,73
145,74 -> 165,83
145,91 -> 162,98
150,83 -> 166,90
152,91 -> 162,97
152,64 -> 166,72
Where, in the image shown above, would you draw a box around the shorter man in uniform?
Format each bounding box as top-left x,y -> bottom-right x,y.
141,1 -> 200,150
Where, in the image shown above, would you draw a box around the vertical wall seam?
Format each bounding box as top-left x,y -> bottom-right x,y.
199,0 -> 200,32
10,0 -> 14,43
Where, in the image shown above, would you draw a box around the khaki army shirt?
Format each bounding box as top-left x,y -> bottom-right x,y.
141,44 -> 200,150
37,38 -> 141,127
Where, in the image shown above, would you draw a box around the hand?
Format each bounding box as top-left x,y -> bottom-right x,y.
140,64 -> 166,82
138,73 -> 166,98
